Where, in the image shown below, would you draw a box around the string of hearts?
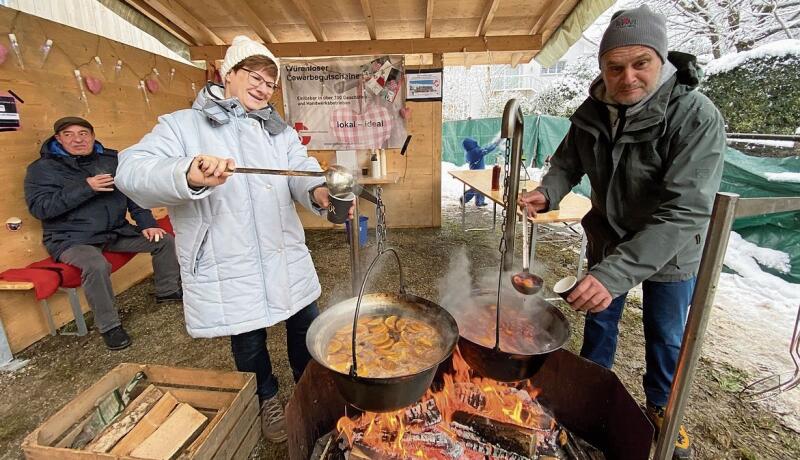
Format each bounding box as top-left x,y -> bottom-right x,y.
0,13 -> 201,110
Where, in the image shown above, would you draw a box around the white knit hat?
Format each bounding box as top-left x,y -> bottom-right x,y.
219,35 -> 280,79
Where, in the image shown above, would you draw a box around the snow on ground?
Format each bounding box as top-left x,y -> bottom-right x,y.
441,160 -> 800,431
709,233 -> 800,431
705,39 -> 800,76
441,161 -> 469,204
765,172 -> 800,183
728,138 -> 796,148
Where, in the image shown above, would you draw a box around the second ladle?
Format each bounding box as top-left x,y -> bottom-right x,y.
511,200 -> 543,295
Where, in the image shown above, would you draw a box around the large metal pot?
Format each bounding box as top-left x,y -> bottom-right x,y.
455,288 -> 570,382
306,249 -> 459,412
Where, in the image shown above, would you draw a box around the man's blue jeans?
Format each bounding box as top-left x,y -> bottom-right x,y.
230,301 -> 319,401
579,278 -> 695,407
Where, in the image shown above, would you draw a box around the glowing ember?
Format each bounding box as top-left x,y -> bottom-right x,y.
332,349 -> 597,460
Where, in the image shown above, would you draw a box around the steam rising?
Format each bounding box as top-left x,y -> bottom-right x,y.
437,248 -> 565,354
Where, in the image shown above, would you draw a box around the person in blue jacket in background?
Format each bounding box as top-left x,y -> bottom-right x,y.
461,137 -> 502,207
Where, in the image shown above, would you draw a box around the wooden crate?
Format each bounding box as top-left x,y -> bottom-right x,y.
21,363 -> 260,460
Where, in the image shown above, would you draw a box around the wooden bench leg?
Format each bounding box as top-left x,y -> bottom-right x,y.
39,300 -> 58,336
60,288 -> 89,337
0,316 -> 28,372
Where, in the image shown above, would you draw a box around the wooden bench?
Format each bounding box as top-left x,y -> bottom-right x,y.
0,217 -> 173,371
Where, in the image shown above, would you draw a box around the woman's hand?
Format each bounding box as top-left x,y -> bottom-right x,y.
187,155 -> 235,188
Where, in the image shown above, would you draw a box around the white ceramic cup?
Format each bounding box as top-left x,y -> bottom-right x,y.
5,216 -> 21,231
553,275 -> 578,300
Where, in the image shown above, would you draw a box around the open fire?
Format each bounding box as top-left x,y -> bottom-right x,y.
327,350 -> 603,460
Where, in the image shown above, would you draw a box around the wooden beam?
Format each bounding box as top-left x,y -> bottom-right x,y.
464,52 -> 475,69
123,0 -> 196,46
476,0 -> 501,36
359,0 -> 376,40
141,0 -> 225,45
291,0 -> 328,42
529,0 -> 571,36
190,34 -> 542,60
510,51 -> 524,69
425,0 -> 435,38
219,0 -> 278,43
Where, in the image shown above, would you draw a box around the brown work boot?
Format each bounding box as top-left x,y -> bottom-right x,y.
259,395 -> 287,443
645,403 -> 692,460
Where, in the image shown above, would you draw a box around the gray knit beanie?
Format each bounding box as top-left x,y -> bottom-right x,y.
598,5 -> 667,65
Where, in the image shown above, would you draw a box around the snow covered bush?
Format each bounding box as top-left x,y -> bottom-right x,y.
702,40 -> 800,135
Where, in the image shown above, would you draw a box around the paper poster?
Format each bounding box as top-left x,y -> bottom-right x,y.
280,55 -> 407,150
406,69 -> 443,101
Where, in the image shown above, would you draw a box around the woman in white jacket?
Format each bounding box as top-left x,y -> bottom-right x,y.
116,36 -> 346,443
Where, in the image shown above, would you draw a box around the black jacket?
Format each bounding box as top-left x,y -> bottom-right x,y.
24,137 -> 157,260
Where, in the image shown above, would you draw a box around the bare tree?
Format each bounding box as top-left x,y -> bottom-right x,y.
642,0 -> 800,58
442,66 -> 492,121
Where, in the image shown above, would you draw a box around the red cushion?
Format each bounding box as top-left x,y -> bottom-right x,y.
0,268 -> 61,300
27,258 -> 82,288
157,215 -> 174,235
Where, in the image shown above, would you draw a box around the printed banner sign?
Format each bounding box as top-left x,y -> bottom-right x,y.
280,55 -> 407,150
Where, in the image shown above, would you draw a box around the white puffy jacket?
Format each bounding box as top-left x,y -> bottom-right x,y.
116,84 -> 325,338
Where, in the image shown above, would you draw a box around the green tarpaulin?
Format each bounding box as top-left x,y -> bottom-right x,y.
443,116 -> 800,282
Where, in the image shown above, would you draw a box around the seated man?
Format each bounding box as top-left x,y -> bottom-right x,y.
24,117 -> 182,350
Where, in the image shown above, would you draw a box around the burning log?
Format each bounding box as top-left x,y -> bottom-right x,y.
404,398 -> 442,427
451,410 -> 536,459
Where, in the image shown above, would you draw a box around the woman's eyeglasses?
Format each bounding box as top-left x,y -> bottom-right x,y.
241,68 -> 278,90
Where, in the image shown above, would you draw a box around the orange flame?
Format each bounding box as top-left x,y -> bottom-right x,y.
335,349 -> 550,457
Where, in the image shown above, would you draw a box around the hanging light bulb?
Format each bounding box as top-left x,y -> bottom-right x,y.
139,80 -> 150,109
169,68 -> 176,86
114,59 -> 123,77
40,39 -> 52,67
8,33 -> 24,69
74,69 -> 90,113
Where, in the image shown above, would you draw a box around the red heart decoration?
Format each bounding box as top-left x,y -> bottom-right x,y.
329,105 -> 393,149
85,76 -> 102,94
0,44 -> 8,65
145,78 -> 159,93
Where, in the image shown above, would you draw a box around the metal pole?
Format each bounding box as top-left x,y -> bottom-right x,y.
501,99 -> 524,272
654,192 -> 739,459
349,198 -> 361,296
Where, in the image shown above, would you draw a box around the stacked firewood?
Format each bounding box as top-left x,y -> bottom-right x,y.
60,374 -> 208,459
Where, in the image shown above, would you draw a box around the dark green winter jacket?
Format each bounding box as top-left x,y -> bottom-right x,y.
537,52 -> 726,297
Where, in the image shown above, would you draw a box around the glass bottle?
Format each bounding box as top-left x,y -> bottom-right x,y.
491,156 -> 501,191
371,149 -> 381,178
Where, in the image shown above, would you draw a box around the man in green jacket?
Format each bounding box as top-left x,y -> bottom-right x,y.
520,6 -> 725,459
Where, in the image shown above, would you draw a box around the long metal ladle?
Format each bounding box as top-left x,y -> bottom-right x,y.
511,191 -> 543,295
230,164 -> 356,196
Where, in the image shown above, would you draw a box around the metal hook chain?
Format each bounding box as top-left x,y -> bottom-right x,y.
497,138 -> 513,259
375,186 -> 388,253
